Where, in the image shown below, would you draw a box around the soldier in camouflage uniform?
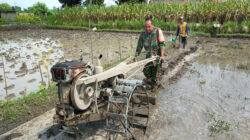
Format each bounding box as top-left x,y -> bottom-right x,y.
134,18 -> 165,88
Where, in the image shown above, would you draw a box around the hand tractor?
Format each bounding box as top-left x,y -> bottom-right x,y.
50,54 -> 159,139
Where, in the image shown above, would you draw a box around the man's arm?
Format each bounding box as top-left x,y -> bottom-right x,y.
158,29 -> 165,62
176,26 -> 180,38
186,24 -> 189,36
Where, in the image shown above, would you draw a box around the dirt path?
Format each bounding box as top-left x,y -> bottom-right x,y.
0,109 -> 55,140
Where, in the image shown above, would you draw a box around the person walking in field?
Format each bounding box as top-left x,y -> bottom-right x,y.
176,16 -> 189,49
134,17 -> 165,90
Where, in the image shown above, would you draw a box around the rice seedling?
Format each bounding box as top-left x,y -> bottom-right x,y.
237,63 -> 248,70
37,46 -> 52,87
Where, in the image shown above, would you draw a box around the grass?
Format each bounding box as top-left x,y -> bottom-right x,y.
44,20 -> 250,34
44,24 -> 250,38
102,56 -> 130,70
45,24 -> 142,33
0,84 -> 57,123
15,13 -> 41,24
216,33 -> 250,38
233,43 -> 244,49
200,80 -> 206,85
207,109 -> 232,137
237,63 -> 249,70
209,119 -> 231,136
3,14 -> 250,37
221,43 -> 245,49
45,24 -> 90,30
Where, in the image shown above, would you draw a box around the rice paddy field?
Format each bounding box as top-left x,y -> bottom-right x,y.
0,1 -> 249,140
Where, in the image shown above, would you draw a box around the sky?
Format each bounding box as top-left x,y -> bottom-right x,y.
0,0 -> 116,9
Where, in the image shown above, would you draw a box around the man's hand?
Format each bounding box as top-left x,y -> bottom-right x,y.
161,56 -> 165,62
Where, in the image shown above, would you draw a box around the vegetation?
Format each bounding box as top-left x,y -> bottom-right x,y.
0,84 -> 57,122
11,6 -> 22,13
103,56 -> 130,70
15,13 -> 41,24
41,1 -> 249,35
116,0 -> 145,5
47,1 -> 249,24
0,18 -> 6,24
44,17 -> 249,34
30,2 -> 49,16
0,3 -> 12,12
207,110 -> 232,136
59,0 -> 82,7
23,7 -> 33,13
84,0 -> 105,6
200,80 -> 206,85
1,1 -> 250,36
209,119 -> 231,136
237,63 -> 249,70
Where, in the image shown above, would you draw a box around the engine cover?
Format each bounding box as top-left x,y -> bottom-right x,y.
51,60 -> 86,83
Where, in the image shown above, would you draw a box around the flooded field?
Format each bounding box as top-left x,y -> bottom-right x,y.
0,29 -> 249,140
148,38 -> 250,140
0,29 -> 139,101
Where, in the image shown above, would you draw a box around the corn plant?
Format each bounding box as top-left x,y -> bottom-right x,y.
46,1 -> 249,25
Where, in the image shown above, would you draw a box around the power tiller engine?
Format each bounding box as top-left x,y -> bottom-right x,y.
50,55 -> 159,139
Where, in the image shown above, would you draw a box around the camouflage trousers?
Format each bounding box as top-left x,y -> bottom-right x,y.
143,59 -> 161,87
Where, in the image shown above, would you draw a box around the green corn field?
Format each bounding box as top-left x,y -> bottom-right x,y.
47,1 -> 249,25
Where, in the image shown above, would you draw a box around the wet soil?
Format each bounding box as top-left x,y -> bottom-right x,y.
0,30 -> 201,139
0,29 -> 249,139
0,29 -> 139,100
147,38 -> 250,140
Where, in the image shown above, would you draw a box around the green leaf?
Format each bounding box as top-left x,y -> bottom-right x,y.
38,84 -> 46,90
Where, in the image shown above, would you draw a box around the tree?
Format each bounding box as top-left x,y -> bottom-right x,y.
31,2 -> 49,16
115,0 -> 145,5
23,7 -> 32,13
84,0 -> 105,6
0,3 -> 12,12
12,6 -> 22,13
59,0 -> 82,7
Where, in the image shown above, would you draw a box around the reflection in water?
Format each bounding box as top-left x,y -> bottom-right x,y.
0,38 -> 63,100
148,61 -> 250,140
0,30 -> 140,101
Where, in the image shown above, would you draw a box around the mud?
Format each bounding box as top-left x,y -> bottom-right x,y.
0,31 -> 201,139
147,38 -> 250,140
4,93 -> 15,100
4,84 -> 15,90
0,29 -> 140,101
0,29 -> 249,139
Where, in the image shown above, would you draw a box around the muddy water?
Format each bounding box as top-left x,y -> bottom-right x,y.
1,29 -> 250,139
0,38 -> 63,100
148,39 -> 250,140
0,30 -> 141,101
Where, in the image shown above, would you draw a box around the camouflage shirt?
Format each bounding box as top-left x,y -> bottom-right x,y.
135,27 -> 165,58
